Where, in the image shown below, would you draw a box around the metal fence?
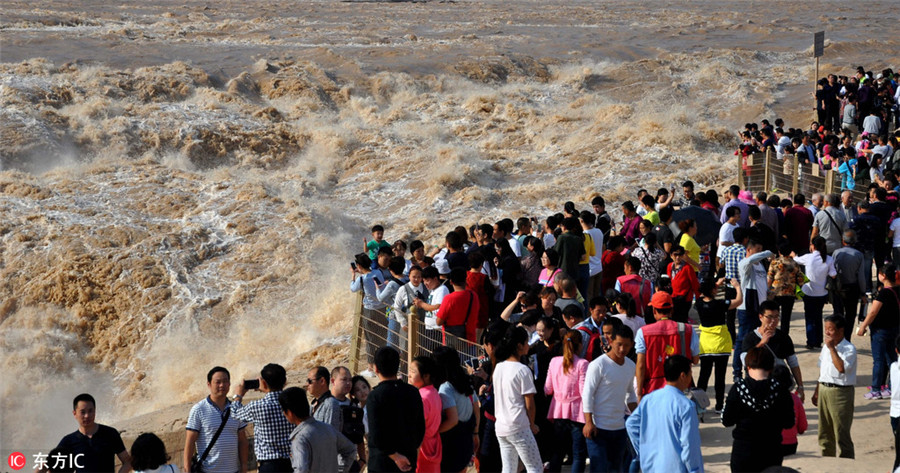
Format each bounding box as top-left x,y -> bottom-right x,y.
349,294 -> 482,378
738,150 -> 868,203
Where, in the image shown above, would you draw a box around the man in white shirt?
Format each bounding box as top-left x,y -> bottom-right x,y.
581,211 -> 605,300
413,266 -> 448,331
812,316 -> 857,459
716,206 -> 740,264
582,325 -> 638,472
775,128 -> 792,159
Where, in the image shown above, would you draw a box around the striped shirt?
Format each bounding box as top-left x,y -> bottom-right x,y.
231,392 -> 293,461
186,397 -> 247,473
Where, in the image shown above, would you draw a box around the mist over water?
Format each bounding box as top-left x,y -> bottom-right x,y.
1,0 -> 897,449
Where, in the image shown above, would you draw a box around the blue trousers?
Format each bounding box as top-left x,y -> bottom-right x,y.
803,295 -> 827,347
871,327 -> 899,389
585,428 -> 627,473
732,309 -> 760,381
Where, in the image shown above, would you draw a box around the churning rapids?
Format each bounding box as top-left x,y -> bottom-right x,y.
1,0 -> 897,449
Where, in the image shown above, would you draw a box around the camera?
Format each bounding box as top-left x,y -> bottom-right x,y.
415,291 -> 424,300
243,379 -> 260,390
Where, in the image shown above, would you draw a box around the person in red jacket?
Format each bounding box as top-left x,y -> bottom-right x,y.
601,235 -> 628,292
437,268 -> 481,342
615,256 -> 653,318
635,292 -> 700,398
668,246 -> 700,323
466,252 -> 491,336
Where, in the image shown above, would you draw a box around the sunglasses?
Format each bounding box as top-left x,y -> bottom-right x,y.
306,378 -> 320,385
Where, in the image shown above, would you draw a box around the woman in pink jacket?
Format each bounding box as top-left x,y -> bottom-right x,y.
544,331 -> 589,473
410,355 -> 442,473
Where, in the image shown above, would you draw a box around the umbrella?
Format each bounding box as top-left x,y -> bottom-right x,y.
672,205 -> 722,247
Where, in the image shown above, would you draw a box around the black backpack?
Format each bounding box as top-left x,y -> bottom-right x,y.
340,403 -> 366,444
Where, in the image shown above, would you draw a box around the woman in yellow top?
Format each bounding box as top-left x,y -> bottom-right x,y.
678,219 -> 701,271
696,277 -> 743,412
577,220 -> 596,302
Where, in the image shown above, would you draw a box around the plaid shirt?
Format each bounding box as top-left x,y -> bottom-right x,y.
231,391 -> 293,461
721,244 -> 746,280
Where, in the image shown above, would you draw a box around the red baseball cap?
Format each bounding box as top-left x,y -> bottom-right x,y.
650,291 -> 673,310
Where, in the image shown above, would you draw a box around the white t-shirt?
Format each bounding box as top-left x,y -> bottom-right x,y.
582,355 -> 638,430
890,219 -> 900,248
613,313 -> 646,335
425,285 -> 449,330
585,227 -> 604,276
492,361 -> 537,437
891,361 -> 900,418
507,236 -> 522,257
717,222 -> 738,258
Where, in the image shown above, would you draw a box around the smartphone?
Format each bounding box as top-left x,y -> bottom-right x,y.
350,262 -> 357,271
465,358 -> 481,370
373,277 -> 382,285
243,379 -> 260,390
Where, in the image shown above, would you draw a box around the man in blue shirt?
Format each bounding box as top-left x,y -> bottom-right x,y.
626,355 -> 704,473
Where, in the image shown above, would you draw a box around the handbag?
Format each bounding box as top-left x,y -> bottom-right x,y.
191,407 -> 231,473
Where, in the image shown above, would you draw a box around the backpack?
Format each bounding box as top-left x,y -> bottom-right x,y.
340,403 -> 366,444
576,326 -> 605,361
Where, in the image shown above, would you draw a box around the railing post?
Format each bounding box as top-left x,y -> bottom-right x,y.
791,156 -> 800,197
350,291 -> 363,374
737,152 -> 743,189
407,306 -> 419,371
764,149 -> 771,192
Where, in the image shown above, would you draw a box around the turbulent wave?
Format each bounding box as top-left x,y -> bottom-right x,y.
2,0 -> 897,449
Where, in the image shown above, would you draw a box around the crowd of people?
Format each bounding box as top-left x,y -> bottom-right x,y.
44,69 -> 900,473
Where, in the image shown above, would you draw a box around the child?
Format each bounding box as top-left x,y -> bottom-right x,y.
366,224 -> 391,260
410,356 -> 442,473
773,365 -> 807,457
891,334 -> 900,471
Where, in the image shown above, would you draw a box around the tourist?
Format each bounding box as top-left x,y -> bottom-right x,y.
856,264 -> 900,400
57,394 -> 131,473
231,364 -> 294,472
184,367 -> 248,473
626,355 -> 703,473
279,387 -> 358,473
493,326 -> 542,473
582,325 -> 638,473
544,332 -> 589,473
130,433 -> 177,473
409,356 -> 442,473
813,316 -> 857,459
722,347 -> 794,472
695,279 -> 741,412
367,346 -> 426,472
793,237 -> 837,350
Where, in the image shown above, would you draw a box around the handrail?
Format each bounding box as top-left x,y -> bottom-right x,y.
350,295 -> 481,378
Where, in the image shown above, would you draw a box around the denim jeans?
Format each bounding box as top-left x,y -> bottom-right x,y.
732,309 -> 760,380
548,419 -> 587,473
870,327 -> 900,389
803,295 -> 827,347
585,427 -> 627,473
387,316 -> 401,349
